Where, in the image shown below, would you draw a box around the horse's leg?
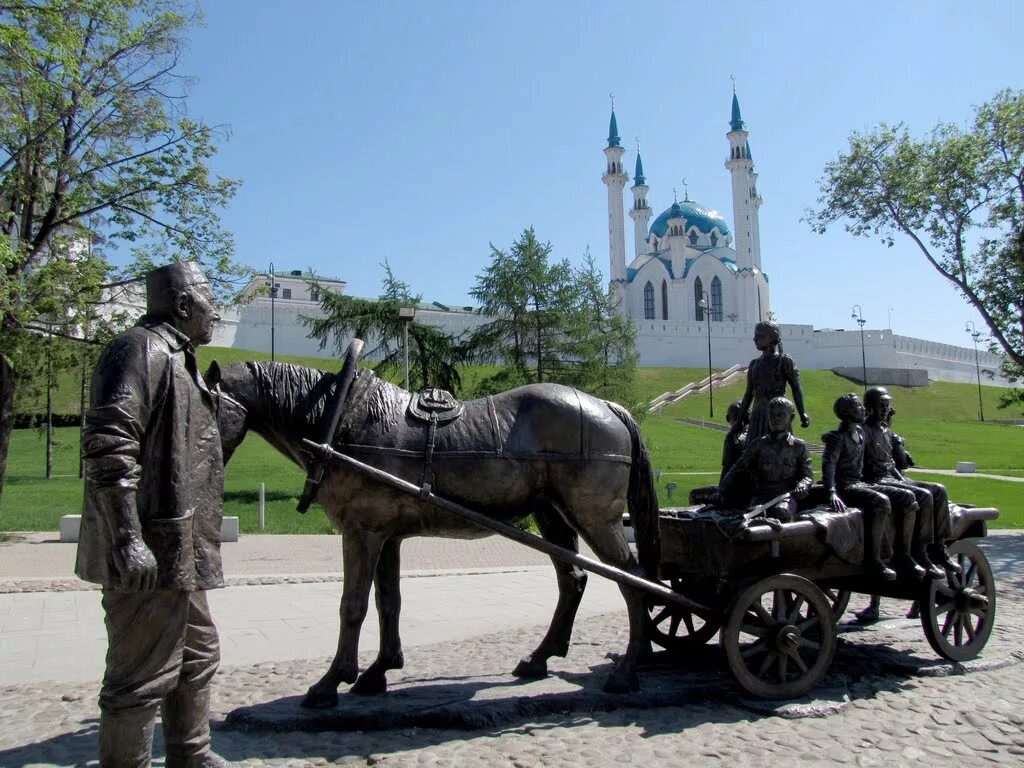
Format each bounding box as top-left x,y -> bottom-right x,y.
571,504 -> 650,694
351,537 -> 405,695
513,507 -> 587,679
302,529 -> 385,709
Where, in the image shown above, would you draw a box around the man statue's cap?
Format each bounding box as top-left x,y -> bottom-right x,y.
146,261 -> 209,301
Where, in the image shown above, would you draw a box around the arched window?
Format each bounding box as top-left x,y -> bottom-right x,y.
694,277 -> 704,321
661,280 -> 668,320
644,282 -> 655,320
710,232 -> 718,247
711,276 -> 723,321
688,231 -> 698,246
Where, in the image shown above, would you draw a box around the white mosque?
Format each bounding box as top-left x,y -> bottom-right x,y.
604,90 -> 769,329
210,89 -> 1007,387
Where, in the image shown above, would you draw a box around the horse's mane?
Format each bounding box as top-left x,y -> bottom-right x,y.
245,360 -> 335,434
341,369 -> 406,435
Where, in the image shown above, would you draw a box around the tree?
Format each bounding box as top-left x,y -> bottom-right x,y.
303,262 -> 467,393
468,230 -> 640,410
0,0 -> 242,503
469,227 -> 579,391
561,247 -> 639,410
805,89 -> 1024,409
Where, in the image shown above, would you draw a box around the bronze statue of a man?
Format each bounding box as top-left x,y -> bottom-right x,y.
717,396 -> 812,523
75,262 -> 226,768
862,387 -> 958,576
821,393 -> 899,581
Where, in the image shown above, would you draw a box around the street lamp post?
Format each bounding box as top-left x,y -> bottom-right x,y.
965,321 -> 985,422
851,304 -> 867,392
398,307 -> 416,390
698,291 -> 713,419
268,261 -> 276,362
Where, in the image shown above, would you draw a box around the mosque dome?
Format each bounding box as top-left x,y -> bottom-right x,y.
649,200 -> 731,239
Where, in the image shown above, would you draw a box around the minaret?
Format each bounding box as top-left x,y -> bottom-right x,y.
725,87 -> 763,272
603,105 -> 629,287
628,145 -> 651,261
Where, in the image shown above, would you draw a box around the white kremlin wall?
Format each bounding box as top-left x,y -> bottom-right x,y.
211,296 -> 1010,387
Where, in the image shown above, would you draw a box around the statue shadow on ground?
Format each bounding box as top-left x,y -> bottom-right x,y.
979,532 -> 1024,590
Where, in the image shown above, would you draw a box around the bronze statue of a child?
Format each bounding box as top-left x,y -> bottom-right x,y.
821,393 -> 901,581
717,396 -> 812,524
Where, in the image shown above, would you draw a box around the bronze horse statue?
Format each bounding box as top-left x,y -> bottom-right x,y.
207,357 -> 661,706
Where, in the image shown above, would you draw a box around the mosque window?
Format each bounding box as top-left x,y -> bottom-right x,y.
644,282 -> 655,319
661,280 -> 668,320
282,288 -> 292,300
694,277 -> 704,321
710,232 -> 718,247
688,231 -> 698,246
711,277 -> 723,321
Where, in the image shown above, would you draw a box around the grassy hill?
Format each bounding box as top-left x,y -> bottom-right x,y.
4,347 -> 1021,531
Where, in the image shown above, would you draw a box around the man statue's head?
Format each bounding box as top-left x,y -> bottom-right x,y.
146,261 -> 220,346
863,386 -> 893,423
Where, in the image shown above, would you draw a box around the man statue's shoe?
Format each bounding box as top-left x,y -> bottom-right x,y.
912,548 -> 945,580
866,560 -> 897,581
929,544 -> 962,575
906,601 -> 921,619
891,553 -> 926,582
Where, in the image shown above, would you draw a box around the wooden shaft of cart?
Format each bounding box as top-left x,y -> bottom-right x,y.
300,438 -> 711,615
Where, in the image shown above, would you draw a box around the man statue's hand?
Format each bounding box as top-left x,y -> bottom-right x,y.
800,413 -> 811,428
828,490 -> 847,512
112,534 -> 158,592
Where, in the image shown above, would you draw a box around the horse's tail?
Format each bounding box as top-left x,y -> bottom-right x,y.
605,401 -> 661,580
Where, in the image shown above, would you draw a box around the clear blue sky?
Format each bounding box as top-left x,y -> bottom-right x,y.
177,1 -> 1020,349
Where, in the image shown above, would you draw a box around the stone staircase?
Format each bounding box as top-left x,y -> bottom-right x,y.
648,363 -> 747,415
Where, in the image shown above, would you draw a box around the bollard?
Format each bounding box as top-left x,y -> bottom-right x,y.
666,481 -> 678,500
258,482 -> 266,531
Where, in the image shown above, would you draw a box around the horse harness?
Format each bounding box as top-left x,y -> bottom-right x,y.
406,388 -> 465,498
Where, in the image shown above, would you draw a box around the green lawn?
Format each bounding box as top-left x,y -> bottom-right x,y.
4,350 -> 1021,532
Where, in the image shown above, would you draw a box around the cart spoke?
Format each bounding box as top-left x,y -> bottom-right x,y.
941,611 -> 955,638
753,602 -> 774,625
954,615 -> 964,646
668,614 -> 682,637
963,616 -> 976,642
740,623 -> 769,639
790,650 -> 809,674
773,590 -> 787,621
797,617 -> 820,633
787,595 -> 806,624
757,650 -> 777,678
935,584 -> 956,601
683,612 -> 696,635
797,636 -> 821,651
776,653 -> 789,682
968,605 -> 989,618
741,639 -> 767,659
934,601 -> 955,615
964,563 -> 978,589
651,607 -> 670,625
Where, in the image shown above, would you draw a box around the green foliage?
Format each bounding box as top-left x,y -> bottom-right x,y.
0,0 -> 244,498
302,262 -> 468,393
806,89 -> 1024,412
468,229 -> 640,411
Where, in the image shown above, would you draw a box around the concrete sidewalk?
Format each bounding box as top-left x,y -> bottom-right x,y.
0,532 -> 622,686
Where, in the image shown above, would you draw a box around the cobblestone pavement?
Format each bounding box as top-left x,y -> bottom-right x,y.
0,531 -> 1022,767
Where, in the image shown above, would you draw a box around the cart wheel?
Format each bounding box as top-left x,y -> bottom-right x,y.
823,589 -> 851,623
645,577 -> 721,653
723,574 -> 837,699
921,539 -> 995,662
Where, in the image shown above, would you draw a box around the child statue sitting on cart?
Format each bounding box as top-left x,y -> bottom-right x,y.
713,396 -> 813,524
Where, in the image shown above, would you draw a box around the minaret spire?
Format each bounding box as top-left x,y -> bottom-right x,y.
603,99 -> 629,301
629,136 -> 651,261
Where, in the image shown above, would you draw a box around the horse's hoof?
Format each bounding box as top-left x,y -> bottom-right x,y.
512,657 -> 548,679
301,687 -> 339,709
603,671 -> 640,694
351,673 -> 388,695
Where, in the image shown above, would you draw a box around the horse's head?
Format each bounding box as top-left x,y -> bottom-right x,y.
205,360 -> 252,464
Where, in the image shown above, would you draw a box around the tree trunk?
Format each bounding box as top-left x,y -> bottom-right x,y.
0,352 -> 15,508
46,338 -> 53,480
79,346 -> 87,479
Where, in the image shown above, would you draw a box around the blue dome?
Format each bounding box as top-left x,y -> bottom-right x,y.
649,200 -> 731,239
